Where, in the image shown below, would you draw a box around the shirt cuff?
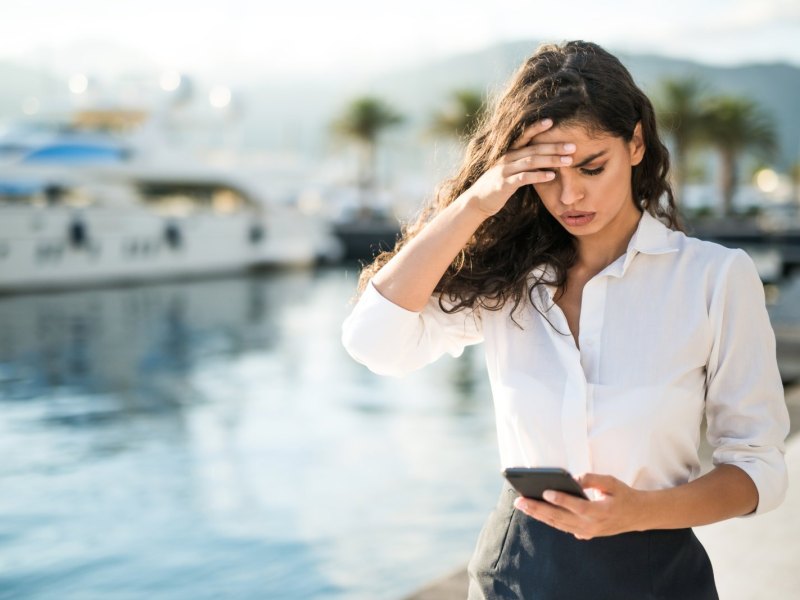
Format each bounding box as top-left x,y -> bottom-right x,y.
718,456 -> 788,518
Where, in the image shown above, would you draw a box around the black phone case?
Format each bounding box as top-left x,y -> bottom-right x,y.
502,467 -> 588,501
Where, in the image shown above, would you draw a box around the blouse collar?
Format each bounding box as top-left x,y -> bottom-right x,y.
529,210 -> 681,302
629,210 -> 680,256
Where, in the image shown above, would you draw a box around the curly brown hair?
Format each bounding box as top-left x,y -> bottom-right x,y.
356,40 -> 684,325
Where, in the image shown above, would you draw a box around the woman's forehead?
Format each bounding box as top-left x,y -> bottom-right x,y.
533,124 -> 616,147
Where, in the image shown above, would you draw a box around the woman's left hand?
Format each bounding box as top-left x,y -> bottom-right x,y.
513,473 -> 649,540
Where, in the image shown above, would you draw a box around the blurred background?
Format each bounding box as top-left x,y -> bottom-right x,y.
0,1 -> 799,598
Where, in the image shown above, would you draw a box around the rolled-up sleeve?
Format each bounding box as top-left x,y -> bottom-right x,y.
341,279 -> 484,377
704,248 -> 790,517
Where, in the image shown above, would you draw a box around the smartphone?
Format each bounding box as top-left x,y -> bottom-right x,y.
502,467 -> 588,501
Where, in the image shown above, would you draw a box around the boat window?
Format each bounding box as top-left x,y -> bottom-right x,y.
136,183 -> 252,215
0,182 -> 94,208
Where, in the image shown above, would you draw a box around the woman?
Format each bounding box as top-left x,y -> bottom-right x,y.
341,41 -> 789,599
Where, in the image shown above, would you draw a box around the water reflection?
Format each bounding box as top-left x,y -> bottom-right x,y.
0,267 -> 499,600
1,268 -> 798,599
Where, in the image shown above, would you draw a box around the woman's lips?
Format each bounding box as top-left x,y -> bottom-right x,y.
562,212 -> 596,226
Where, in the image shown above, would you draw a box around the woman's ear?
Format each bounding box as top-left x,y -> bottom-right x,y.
629,121 -> 645,166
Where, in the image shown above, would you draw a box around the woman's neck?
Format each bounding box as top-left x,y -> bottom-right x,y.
573,207 -> 643,275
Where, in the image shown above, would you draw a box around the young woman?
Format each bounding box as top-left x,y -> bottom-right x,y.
341,41 -> 789,599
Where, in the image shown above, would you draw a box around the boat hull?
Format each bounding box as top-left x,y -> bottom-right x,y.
0,205 -> 328,293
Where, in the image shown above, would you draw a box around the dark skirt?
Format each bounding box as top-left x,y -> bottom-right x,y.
467,483 -> 719,600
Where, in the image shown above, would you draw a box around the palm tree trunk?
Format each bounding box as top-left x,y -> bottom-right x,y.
367,141 -> 377,194
356,144 -> 370,219
794,164 -> 800,205
720,149 -> 737,217
356,142 -> 379,219
673,137 -> 687,206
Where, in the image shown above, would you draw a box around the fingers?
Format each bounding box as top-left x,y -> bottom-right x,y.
514,497 -> 555,520
506,141 -> 576,163
503,151 -> 573,176
501,121 -> 576,187
541,490 -> 590,515
510,118 -> 554,150
514,497 -> 584,534
507,170 -> 556,187
512,479 -> 631,540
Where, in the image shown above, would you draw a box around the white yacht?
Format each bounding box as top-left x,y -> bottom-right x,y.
0,112 -> 342,293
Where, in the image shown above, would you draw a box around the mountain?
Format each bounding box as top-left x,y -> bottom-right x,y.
2,40 -> 799,176
235,40 -> 800,180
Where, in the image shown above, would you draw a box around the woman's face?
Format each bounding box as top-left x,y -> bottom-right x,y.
531,122 -> 645,240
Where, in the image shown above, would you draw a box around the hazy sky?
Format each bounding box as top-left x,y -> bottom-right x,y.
2,0 -> 799,82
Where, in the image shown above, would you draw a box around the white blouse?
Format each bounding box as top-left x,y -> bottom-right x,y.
341,210 -> 790,517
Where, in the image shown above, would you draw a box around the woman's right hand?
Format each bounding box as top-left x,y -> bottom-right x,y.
464,118 -> 577,217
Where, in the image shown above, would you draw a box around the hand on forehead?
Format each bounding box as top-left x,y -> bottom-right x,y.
532,124 -> 617,168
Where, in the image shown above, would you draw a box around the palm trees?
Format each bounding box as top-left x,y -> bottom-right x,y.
656,77 -> 777,216
329,89 -> 487,220
332,82 -> 778,220
655,77 -> 707,205
330,96 -> 404,217
429,89 -> 487,142
701,97 -> 776,216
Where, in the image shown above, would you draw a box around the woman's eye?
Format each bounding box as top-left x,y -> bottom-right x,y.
581,166 -> 605,176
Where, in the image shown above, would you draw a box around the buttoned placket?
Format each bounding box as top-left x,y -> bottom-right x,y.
540,251 -> 635,477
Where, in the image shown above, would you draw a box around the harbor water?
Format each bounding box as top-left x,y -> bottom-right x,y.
0,266 -> 501,600
1,265 -> 798,599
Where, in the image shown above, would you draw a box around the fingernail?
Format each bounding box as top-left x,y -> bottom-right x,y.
543,491 -> 556,502
542,118 -> 552,127
561,156 -> 572,164
563,143 -> 576,151
514,497 -> 524,509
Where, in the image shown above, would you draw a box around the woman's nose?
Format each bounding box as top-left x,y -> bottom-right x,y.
558,172 -> 585,205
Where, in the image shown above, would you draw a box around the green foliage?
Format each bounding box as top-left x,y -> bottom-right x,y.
429,89 -> 487,141
687,205 -> 715,219
330,96 -> 404,146
654,77 -> 709,203
699,95 -> 776,158
700,94 -> 777,215
655,77 -> 708,147
742,205 -> 763,217
654,75 -> 778,215
328,96 -> 405,208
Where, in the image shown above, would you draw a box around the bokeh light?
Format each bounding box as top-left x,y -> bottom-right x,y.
209,86 -> 232,109
68,74 -> 89,94
756,168 -> 780,193
160,70 -> 182,92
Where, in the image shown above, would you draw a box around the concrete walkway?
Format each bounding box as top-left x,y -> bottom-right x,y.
693,433 -> 800,599
405,386 -> 800,600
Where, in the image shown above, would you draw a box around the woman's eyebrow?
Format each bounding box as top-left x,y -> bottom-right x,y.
572,150 -> 608,168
